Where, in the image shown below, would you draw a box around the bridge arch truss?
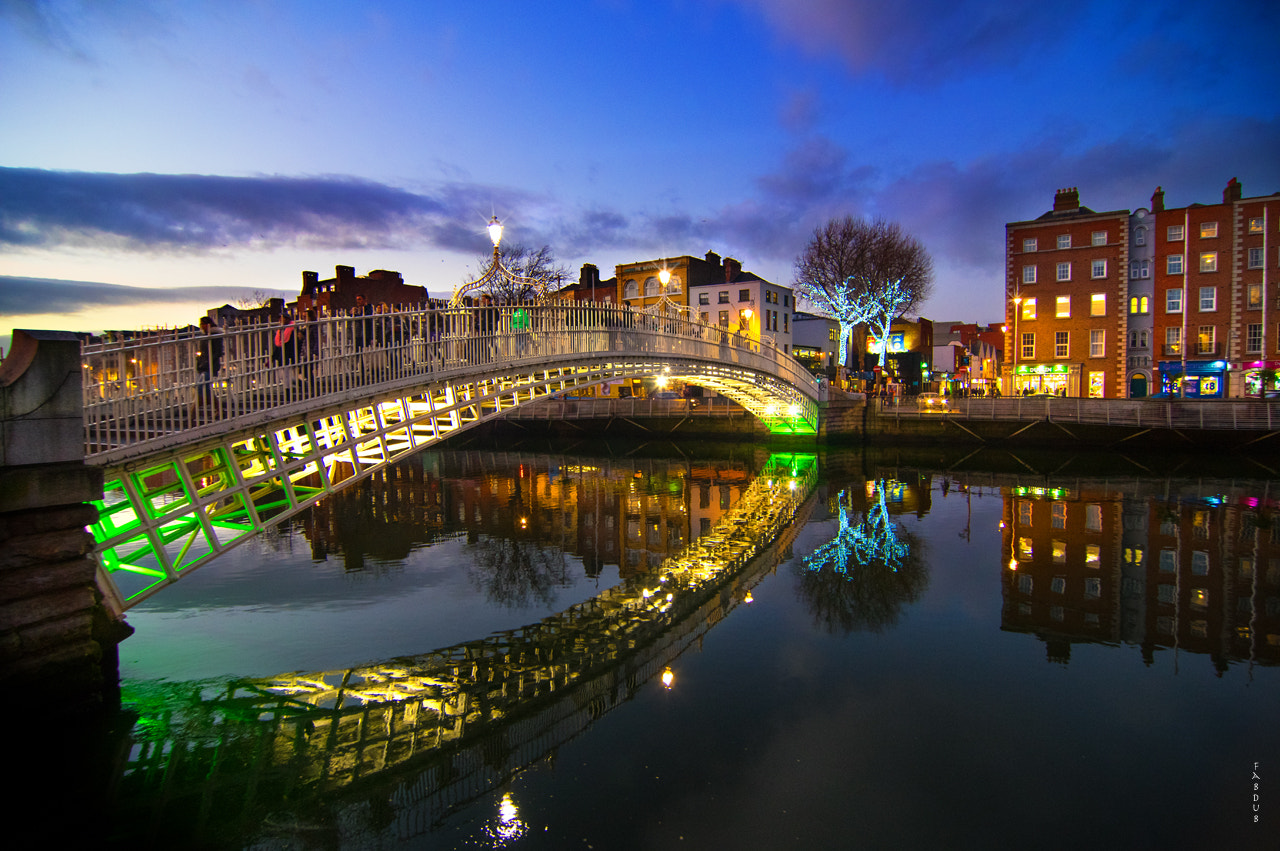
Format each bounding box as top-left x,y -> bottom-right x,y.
82,304 -> 821,611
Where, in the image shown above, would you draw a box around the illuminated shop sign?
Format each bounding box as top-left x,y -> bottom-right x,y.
866,333 -> 906,353
1014,363 -> 1069,375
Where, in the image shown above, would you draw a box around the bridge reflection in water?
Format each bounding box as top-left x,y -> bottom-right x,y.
111,452 -> 818,845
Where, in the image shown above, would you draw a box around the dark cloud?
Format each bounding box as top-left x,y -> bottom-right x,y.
0,276 -> 293,317
0,167 -> 527,256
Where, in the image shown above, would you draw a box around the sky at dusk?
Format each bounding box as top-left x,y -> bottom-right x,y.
3,0 -> 1279,353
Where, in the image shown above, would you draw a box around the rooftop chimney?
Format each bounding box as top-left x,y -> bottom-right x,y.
1224,177 -> 1242,203
1151,186 -> 1165,213
705,250 -> 721,268
724,257 -> 742,283
336,265 -> 355,279
1053,187 -> 1080,213
579,263 -> 600,288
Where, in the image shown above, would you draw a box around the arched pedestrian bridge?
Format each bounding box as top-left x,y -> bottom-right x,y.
80,304 -> 820,612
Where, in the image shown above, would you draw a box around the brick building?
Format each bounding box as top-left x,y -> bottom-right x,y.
1005,188 -> 1130,397
1151,179 -> 1280,397
295,265 -> 430,314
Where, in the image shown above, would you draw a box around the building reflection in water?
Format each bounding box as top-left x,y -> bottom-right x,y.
1000,481 -> 1280,671
299,448 -> 762,592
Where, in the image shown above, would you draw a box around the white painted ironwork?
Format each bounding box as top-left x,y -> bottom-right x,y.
81,303 -> 822,612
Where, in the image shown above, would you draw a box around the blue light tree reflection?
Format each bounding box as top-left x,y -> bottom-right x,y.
797,480 -> 929,633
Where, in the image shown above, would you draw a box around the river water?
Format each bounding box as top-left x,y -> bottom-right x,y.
54,441 -> 1280,848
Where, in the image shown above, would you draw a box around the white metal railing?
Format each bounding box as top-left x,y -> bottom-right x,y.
884,395 -> 1280,431
506,396 -> 752,420
81,302 -> 820,460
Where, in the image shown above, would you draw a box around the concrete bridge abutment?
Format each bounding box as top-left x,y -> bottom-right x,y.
1,330 -> 126,717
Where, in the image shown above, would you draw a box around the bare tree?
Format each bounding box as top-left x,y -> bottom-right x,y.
234,289 -> 272,309
794,216 -> 933,370
467,243 -> 572,302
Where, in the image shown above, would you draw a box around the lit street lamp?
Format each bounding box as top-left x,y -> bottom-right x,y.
451,215 -> 554,306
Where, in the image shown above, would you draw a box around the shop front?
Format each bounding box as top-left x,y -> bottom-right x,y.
1240,360 -> 1280,398
1155,359 -> 1227,398
1012,363 -> 1079,396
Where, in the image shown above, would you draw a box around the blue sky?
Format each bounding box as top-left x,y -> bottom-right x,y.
3,0 -> 1278,351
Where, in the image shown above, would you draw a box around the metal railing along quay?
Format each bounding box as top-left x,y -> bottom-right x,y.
506,396 -> 751,421
881,395 -> 1280,431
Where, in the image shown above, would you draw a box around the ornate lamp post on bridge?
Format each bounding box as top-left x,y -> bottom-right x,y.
451,216 -> 556,306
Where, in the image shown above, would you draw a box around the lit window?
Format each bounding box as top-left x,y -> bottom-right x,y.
1199,222 -> 1218,238
1055,330 -> 1069,358
1249,248 -> 1264,269
1092,231 -> 1106,246
1249,283 -> 1263,308
1086,544 -> 1100,565
1165,326 -> 1182,354
1199,286 -> 1216,311
1091,293 -> 1105,316
1023,265 -> 1037,284
1021,298 -> 1037,320
1249,217 -> 1264,234
1200,252 -> 1218,273
1168,224 -> 1184,241
1091,259 -> 1107,278
1056,296 -> 1070,317
1023,238 -> 1038,252
1198,325 -> 1216,354
1057,234 -> 1071,249
1090,329 -> 1105,357
1166,288 -> 1183,313
1057,262 -> 1071,281
1019,537 -> 1034,558
1167,254 -> 1184,275
1128,295 -> 1149,314
1053,542 -> 1067,564
1190,588 -> 1209,608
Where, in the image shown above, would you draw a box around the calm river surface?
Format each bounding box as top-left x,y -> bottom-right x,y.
66,442 -> 1280,848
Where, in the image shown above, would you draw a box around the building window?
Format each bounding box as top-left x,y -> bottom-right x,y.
1135,227 -> 1147,246
698,292 -> 710,305
1091,293 -> 1105,316
1130,261 -> 1139,279
1249,217 -> 1264,234
1200,252 -> 1218,273
1055,330 -> 1069,358
1168,224 -> 1184,241
1057,234 -> 1071,249
1166,288 -> 1183,313
718,310 -> 729,326
1091,231 -> 1107,246
718,291 -> 729,304
1091,259 -> 1107,279
1141,260 -> 1149,278
1199,222 -> 1218,238
738,309 -> 751,328
1021,332 -> 1034,360
644,276 -> 660,296
1023,238 -> 1038,252
1129,295 -> 1149,314
1022,265 -> 1037,284
1247,323 -> 1263,354
1249,247 -> 1264,269
1057,262 -> 1071,281
1198,325 -> 1216,354
1056,295 -> 1070,318
1167,254 -> 1184,275
1090,329 -> 1105,357
624,279 -> 638,298
1052,502 -> 1067,528
1249,283 -> 1263,308
738,289 -> 750,302
1199,286 -> 1216,311
784,294 -> 790,307
1166,327 -> 1182,354
700,312 -> 709,324
1021,297 -> 1037,320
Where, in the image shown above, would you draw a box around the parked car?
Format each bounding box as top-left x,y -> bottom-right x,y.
917,392 -> 950,413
